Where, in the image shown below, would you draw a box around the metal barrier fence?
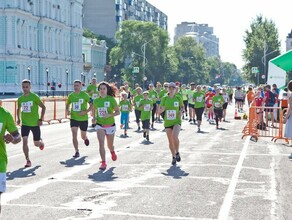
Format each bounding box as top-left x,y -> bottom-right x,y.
242,105 -> 289,143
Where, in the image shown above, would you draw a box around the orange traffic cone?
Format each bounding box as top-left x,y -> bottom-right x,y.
234,108 -> 241,120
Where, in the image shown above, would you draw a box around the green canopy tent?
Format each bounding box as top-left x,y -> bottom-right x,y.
268,49 -> 292,89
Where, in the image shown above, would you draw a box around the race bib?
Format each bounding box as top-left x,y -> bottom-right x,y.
209,100 -> 213,105
0,123 -> 2,132
136,101 -> 140,107
21,101 -> 33,113
144,104 -> 151,111
98,107 -> 108,118
104,101 -> 110,107
72,102 -> 81,111
92,94 -> 98,99
215,103 -> 221,108
174,102 -> 179,107
79,99 -> 84,104
122,105 -> 128,111
196,96 -> 203,102
166,110 -> 176,120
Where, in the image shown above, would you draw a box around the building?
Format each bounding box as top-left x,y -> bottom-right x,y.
82,0 -> 168,39
0,0 -> 84,94
174,22 -> 219,58
286,30 -> 292,51
82,37 -> 107,84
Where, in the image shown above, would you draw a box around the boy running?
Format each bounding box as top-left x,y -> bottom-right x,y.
133,87 -> 143,131
212,89 -> 224,129
119,92 -> 132,136
139,91 -> 153,141
193,85 -> 205,132
17,80 -> 46,167
86,77 -> 99,127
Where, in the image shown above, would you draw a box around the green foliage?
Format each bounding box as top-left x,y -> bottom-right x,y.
242,15 -> 280,85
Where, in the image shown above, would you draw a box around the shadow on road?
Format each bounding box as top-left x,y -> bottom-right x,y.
161,165 -> 189,179
59,156 -> 89,167
6,165 -> 41,180
88,167 -> 118,182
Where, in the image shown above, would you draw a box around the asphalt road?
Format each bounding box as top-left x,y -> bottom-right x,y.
2,104 -> 292,220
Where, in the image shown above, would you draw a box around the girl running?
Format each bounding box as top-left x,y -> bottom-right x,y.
133,87 -> 143,131
119,92 -> 132,136
212,88 -> 224,129
158,82 -> 184,165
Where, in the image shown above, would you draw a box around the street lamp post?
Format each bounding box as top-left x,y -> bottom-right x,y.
27,66 -> 31,81
141,38 -> 155,90
46,68 -> 49,97
65,69 -> 69,95
261,43 -> 278,83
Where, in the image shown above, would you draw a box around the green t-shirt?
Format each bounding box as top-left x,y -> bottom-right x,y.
93,95 -> 118,125
86,84 -> 99,99
161,95 -> 183,127
148,90 -> 158,104
212,95 -> 224,109
133,94 -> 143,109
193,91 -> 205,108
119,99 -> 131,113
139,99 -> 153,121
159,89 -> 168,99
181,89 -> 188,101
0,107 -> 18,172
67,91 -> 91,121
187,89 -> 196,104
17,92 -> 42,126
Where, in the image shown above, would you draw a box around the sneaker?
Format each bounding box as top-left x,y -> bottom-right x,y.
151,123 -> 154,129
99,161 -> 107,170
188,119 -> 192,122
182,115 -> 185,119
175,152 -> 181,162
143,131 -> 146,138
146,135 -> 149,141
171,157 -> 176,165
24,160 -> 31,168
193,119 -> 197,124
39,143 -> 44,151
73,151 -> 80,158
111,151 -> 117,161
84,139 -> 90,146
92,124 -> 96,128
198,127 -> 201,132
138,126 -> 141,131
124,132 -> 128,137
289,154 -> 292,160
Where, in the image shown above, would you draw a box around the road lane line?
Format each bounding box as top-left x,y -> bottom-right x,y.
218,137 -> 250,220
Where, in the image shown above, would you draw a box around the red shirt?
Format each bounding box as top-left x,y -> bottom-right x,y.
255,96 -> 264,107
205,92 -> 215,107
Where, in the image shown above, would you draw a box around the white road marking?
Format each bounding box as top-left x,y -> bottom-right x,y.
218,137 -> 250,220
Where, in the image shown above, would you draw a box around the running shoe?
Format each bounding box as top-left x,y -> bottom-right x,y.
73,151 -> 80,158
84,139 -> 90,146
289,154 -> 292,160
198,127 -> 201,132
39,143 -> 44,151
111,151 -> 117,161
24,160 -> 31,168
151,123 -> 154,129
143,131 -> 146,138
92,124 -> 96,128
99,161 -> 107,170
193,119 -> 197,124
188,119 -> 192,122
138,126 -> 141,131
176,152 -> 181,162
146,135 -> 149,141
171,157 -> 177,165
182,115 -> 185,119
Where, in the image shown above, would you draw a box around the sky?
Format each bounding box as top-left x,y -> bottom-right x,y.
147,0 -> 292,69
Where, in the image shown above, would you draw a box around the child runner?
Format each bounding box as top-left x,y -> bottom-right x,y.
133,87 -> 143,131
139,91 -> 153,141
180,84 -> 189,119
159,82 -> 184,165
205,87 -> 215,124
86,77 -> 99,127
17,79 -> 46,167
193,85 -> 205,132
66,80 -> 92,158
212,88 -> 224,129
0,105 -> 21,213
148,83 -> 158,129
119,92 -> 132,136
92,82 -> 120,170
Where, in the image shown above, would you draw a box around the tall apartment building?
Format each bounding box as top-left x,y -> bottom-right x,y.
0,0 -> 84,93
286,30 -> 292,51
174,22 -> 219,58
83,0 -> 168,39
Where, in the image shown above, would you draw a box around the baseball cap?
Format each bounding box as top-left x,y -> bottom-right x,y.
168,82 -> 176,88
143,91 -> 149,94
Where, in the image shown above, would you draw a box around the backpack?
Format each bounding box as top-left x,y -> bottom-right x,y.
267,91 -> 276,106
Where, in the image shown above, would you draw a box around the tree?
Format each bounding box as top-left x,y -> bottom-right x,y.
110,21 -> 169,86
242,15 -> 281,85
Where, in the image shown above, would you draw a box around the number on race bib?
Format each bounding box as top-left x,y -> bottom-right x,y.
215,103 -> 221,108
0,123 -> 3,132
92,94 -> 98,99
144,104 -> 150,111
122,105 -> 128,111
136,101 -> 140,107
209,100 -> 213,105
196,96 -> 203,102
72,102 -> 81,111
166,110 -> 176,120
21,101 -> 32,113
98,107 -> 108,118
174,102 -> 179,107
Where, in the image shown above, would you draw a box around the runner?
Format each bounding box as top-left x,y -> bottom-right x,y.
133,87 -> 143,131
92,82 -> 120,170
246,87 -> 255,107
227,86 -> 233,104
159,82 -> 169,120
119,91 -> 132,136
205,87 -> 215,124
0,105 -> 21,213
148,83 -> 158,129
187,82 -> 196,123
17,79 -> 46,167
155,82 -> 162,122
222,88 -> 230,121
212,88 -> 224,129
193,85 -> 205,132
139,91 -> 153,141
234,86 -> 244,112
86,77 -> 99,127
264,85 -> 276,127
66,80 -> 91,158
158,82 -> 184,165
181,84 -> 189,119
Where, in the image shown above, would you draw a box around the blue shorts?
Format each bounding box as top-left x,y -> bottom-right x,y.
120,112 -> 129,129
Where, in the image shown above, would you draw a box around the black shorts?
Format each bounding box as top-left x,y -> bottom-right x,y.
214,109 -> 223,118
165,124 -> 181,129
223,103 -> 228,110
21,125 -> 41,141
264,106 -> 274,112
70,119 -> 88,131
235,98 -> 243,102
188,103 -> 194,109
142,119 -> 150,129
194,107 -> 204,121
